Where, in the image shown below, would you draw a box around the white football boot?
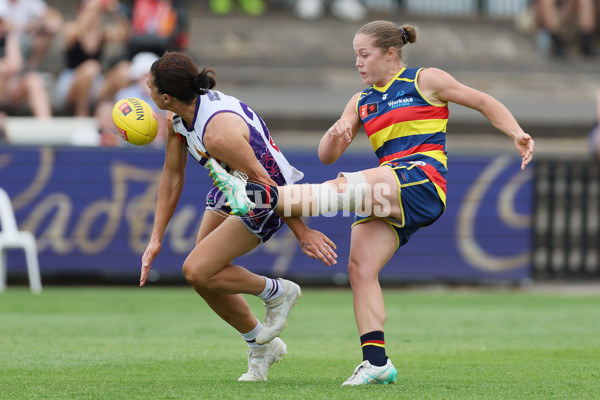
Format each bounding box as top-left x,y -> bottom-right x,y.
238,337 -> 287,381
207,158 -> 255,216
256,279 -> 302,345
341,359 -> 398,386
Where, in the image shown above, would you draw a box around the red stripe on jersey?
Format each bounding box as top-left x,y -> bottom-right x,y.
378,143 -> 445,164
364,105 -> 449,137
417,163 -> 447,194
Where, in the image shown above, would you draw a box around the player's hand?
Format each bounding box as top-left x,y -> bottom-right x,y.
297,229 -> 338,266
515,132 -> 534,170
327,119 -> 354,143
140,239 -> 162,287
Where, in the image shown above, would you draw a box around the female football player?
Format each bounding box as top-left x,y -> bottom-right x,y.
208,20 -> 535,385
140,51 -> 338,382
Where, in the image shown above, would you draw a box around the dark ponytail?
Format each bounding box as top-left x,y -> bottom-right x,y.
152,51 -> 217,103
194,68 -> 216,95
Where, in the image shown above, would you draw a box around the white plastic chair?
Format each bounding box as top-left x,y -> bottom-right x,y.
0,187 -> 42,293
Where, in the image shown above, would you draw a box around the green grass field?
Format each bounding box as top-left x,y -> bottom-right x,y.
1,286 -> 600,399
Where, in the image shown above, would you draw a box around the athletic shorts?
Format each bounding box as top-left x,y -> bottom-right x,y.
352,160 -> 445,251
206,186 -> 283,243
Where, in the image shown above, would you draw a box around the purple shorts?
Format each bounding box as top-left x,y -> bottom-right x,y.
206,186 -> 283,243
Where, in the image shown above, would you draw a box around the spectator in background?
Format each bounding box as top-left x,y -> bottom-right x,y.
90,100 -> 119,146
535,0 -> 597,57
0,0 -> 62,70
55,0 -> 130,117
120,0 -> 190,58
0,3 -> 52,119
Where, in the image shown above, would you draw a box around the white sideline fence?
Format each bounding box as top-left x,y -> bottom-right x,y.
5,117 -> 99,146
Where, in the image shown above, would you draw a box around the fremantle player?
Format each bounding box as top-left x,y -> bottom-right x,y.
140,51 -> 338,381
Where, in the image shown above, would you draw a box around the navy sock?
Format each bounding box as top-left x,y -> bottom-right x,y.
360,331 -> 388,367
246,182 -> 279,209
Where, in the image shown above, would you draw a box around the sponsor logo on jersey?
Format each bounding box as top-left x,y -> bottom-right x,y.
388,97 -> 414,109
409,160 -> 426,166
359,103 -> 378,118
207,91 -> 221,101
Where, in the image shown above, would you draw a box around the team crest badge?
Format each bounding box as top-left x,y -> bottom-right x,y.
359,103 -> 378,118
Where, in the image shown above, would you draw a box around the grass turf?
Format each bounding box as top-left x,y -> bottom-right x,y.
1,287 -> 599,399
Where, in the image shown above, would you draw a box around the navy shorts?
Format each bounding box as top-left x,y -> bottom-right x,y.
352,161 -> 445,251
206,186 -> 283,243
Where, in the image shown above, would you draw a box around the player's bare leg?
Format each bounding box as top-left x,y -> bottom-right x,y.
189,211 -> 289,380
342,219 -> 398,385
273,166 -> 402,221
209,156 -> 403,221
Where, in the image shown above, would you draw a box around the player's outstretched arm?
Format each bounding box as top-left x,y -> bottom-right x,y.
419,68 -> 535,170
140,113 -> 187,286
140,239 -> 161,287
514,132 -> 535,170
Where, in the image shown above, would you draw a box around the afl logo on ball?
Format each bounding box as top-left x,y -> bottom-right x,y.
119,102 -> 133,116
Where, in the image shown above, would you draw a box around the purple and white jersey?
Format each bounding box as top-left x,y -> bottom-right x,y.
172,90 -> 303,186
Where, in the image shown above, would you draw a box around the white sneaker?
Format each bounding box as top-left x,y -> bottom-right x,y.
238,337 -> 288,381
341,359 -> 397,386
206,158 -> 255,216
256,279 -> 301,345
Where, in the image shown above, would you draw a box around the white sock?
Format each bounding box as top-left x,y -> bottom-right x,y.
242,321 -> 265,349
257,277 -> 284,302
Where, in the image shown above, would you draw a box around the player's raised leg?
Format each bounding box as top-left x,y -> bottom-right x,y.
207,158 -> 256,215
208,157 -> 401,220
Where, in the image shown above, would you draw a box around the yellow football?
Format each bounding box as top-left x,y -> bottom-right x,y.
112,97 -> 158,146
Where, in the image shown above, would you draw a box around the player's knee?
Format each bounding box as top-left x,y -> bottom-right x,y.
183,261 -> 224,292
312,171 -> 367,214
182,261 -> 209,288
347,258 -> 378,285
347,260 -> 362,285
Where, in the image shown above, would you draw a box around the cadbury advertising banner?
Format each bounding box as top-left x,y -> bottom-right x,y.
0,146 -> 532,284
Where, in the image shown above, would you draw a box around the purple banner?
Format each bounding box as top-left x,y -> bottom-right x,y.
0,146 -> 532,284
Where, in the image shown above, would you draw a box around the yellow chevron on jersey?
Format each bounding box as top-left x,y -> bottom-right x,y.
357,67 -> 449,199
368,119 -> 448,152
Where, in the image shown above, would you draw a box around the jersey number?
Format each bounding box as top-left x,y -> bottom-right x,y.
240,102 -> 280,152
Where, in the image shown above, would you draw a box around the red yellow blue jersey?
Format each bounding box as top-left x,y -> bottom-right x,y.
357,67 -> 448,206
